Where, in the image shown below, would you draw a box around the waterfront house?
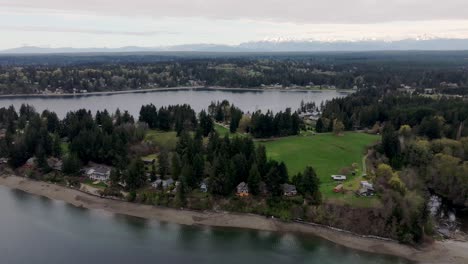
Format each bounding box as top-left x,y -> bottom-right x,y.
25,157 -> 36,168
200,178 -> 209,193
331,175 -> 347,181
162,178 -> 175,189
47,157 -> 63,171
282,184 -> 298,196
152,178 -> 162,188
86,166 -> 111,181
236,182 -> 249,197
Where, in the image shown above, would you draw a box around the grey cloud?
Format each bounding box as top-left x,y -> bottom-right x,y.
1,0 -> 468,23
0,25 -> 177,36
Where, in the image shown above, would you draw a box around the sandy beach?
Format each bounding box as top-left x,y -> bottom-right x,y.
0,174 -> 466,264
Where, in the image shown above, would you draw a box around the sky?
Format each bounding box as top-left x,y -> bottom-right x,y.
1,0 -> 468,49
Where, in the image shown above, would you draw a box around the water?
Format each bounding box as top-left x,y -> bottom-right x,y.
0,186 -> 410,264
0,88 -> 347,118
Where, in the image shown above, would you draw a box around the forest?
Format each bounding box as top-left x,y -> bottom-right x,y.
1,51 -> 468,94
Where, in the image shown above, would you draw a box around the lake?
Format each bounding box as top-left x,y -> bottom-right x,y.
0,88 -> 349,118
0,186 -> 411,264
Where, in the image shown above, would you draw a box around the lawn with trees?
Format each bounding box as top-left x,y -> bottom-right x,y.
261,132 -> 380,204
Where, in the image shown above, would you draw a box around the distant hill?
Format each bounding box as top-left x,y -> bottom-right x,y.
2,38 -> 468,54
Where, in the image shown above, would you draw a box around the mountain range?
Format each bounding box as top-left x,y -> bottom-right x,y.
2,38 -> 468,54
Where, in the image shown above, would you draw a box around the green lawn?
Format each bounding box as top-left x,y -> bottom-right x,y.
144,130 -> 179,150
262,132 -> 381,207
60,142 -> 69,155
214,123 -> 230,136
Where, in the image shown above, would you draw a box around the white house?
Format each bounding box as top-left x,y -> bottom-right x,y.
86,166 -> 111,181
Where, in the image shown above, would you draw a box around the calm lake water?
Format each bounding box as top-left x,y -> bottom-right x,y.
0,186 -> 411,264
0,88 -> 348,118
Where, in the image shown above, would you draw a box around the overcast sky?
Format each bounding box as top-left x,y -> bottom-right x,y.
1,0 -> 468,49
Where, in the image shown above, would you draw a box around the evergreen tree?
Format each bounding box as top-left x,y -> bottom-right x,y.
315,118 -> 324,133
124,158 -> 146,190
109,168 -> 121,186
248,163 -> 261,195
158,150 -> 169,178
62,153 -> 81,175
171,153 -> 182,180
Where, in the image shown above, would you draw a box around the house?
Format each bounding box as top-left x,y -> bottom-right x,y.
25,157 -> 36,168
172,181 -> 181,193
200,178 -> 209,193
333,184 -> 344,193
359,181 -> 375,196
331,175 -> 347,181
142,157 -> 155,165
424,88 -> 435,94
360,181 -> 373,189
0,157 -> 8,164
162,178 -> 175,189
236,182 -> 249,197
47,157 -> 63,171
86,166 -> 111,181
152,178 -> 162,188
282,184 -> 298,196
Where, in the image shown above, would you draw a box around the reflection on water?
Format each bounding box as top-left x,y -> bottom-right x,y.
0,186 -> 411,264
0,89 -> 346,118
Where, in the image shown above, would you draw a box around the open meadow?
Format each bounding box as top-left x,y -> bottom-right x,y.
262,132 -> 381,207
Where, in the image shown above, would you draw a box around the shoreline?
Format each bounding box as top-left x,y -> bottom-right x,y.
0,86 -> 353,99
0,175 -> 466,264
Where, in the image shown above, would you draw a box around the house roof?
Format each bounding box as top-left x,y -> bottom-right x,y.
282,184 -> 297,193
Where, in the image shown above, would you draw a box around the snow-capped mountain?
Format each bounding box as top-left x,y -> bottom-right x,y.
2,38 -> 468,54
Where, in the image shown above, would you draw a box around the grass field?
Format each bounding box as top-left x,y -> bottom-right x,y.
144,130 -> 179,150
262,132 -> 381,207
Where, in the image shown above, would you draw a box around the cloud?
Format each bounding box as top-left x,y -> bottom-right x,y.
1,0 -> 468,24
0,25 -> 177,36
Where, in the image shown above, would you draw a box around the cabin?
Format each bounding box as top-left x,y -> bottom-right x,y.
47,157 -> 63,171
282,184 -> 298,196
333,184 -> 344,193
331,175 -> 347,181
86,166 -> 111,181
236,182 -> 249,197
